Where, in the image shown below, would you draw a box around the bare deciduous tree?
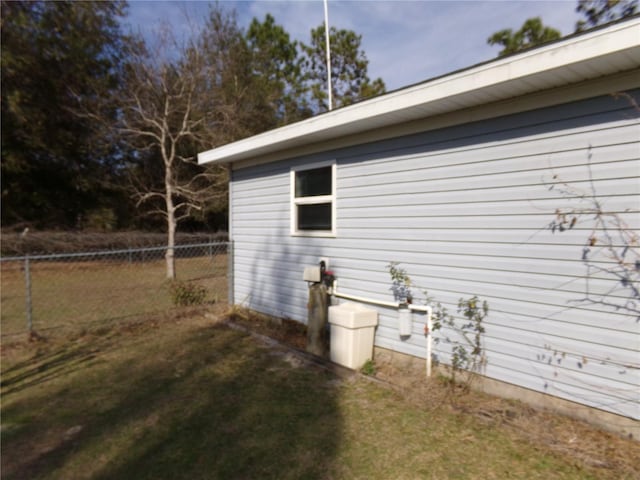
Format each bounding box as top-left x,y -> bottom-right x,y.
118,28 -> 227,279
75,6 -> 268,279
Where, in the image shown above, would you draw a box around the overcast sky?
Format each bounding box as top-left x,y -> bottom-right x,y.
124,0 -> 581,92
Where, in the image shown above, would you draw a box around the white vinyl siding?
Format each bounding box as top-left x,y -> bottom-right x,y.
229,91 -> 640,420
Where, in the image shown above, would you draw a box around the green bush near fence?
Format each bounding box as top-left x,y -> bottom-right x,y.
169,280 -> 208,306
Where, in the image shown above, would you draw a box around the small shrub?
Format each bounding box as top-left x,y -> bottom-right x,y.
387,261 -> 489,387
424,291 -> 488,384
361,359 -> 377,376
170,281 -> 207,306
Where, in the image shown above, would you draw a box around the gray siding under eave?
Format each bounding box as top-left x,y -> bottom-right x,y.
229,91 -> 640,420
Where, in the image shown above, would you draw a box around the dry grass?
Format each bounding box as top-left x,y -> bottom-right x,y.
367,352 -> 640,477
2,308 -> 639,479
223,308 -> 640,479
1,255 -> 227,338
227,306 -> 308,350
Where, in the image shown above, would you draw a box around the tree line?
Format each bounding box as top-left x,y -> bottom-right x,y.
487,0 -> 637,56
2,0 -> 634,240
1,1 -> 385,236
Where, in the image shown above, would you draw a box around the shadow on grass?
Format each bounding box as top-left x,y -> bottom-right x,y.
0,346 -> 100,395
1,322 -> 342,480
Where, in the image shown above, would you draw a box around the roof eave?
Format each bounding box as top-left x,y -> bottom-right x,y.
198,17 -> 640,166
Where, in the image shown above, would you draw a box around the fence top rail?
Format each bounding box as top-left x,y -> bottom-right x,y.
0,241 -> 230,263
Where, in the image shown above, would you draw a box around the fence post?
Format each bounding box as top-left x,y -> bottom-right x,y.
24,255 -> 33,332
128,245 -> 133,264
227,241 -> 234,305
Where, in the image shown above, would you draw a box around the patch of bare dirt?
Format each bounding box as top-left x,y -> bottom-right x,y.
226,307 -> 308,351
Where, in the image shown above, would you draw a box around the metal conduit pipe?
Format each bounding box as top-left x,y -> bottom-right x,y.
330,280 -> 434,377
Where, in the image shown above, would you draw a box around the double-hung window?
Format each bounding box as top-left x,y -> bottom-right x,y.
291,162 -> 336,236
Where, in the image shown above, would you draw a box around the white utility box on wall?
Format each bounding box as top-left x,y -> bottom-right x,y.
328,302 -> 378,370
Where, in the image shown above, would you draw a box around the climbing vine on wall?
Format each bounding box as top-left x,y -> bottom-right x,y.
387,262 -> 489,384
546,146 -> 639,321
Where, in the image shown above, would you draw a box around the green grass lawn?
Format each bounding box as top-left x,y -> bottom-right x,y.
2,311 -> 636,480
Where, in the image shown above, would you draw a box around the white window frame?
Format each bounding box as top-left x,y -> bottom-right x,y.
290,160 -> 336,237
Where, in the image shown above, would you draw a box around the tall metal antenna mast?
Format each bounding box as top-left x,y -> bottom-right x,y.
323,0 -> 333,111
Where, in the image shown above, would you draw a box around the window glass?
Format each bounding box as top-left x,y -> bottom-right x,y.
295,166 -> 332,197
297,203 -> 332,230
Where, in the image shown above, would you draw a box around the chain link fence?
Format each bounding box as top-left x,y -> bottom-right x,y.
1,242 -> 230,340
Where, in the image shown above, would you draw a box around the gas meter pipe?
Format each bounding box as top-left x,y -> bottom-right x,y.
330,280 -> 434,377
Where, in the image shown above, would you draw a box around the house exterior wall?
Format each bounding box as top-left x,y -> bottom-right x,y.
229,90 -> 640,421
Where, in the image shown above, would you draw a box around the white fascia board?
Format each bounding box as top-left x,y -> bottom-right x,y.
198,17 -> 640,166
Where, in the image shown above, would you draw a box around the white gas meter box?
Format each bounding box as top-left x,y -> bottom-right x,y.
328,302 -> 378,370
303,266 -> 322,282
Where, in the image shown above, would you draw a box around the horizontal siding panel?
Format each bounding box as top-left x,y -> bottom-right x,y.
481,334 -> 639,379
232,161 -> 289,179
336,212 -> 640,230
233,192 -> 288,207
333,292 -> 634,348
377,264 -> 630,300
233,251 -> 631,300
233,174 -> 287,192
377,336 -> 638,418
339,196 -> 638,218
229,92 -> 640,419
469,299 -> 635,334
232,229 -> 629,248
339,163 -> 639,197
340,132 -> 638,179
231,237 -> 594,257
375,326 -> 434,358
239,294 -> 307,319
486,304 -> 638,341
337,99 -> 637,167
484,351 -> 639,418
369,324 -> 639,418
331,252 -> 619,279
233,210 -> 288,221
236,251 -> 619,295
233,203 -> 288,215
232,244 -> 624,294
340,144 -> 639,190
233,184 -> 288,199
233,252 -> 637,330
340,231 -> 630,250
234,283 -> 307,316
339,125 -> 639,179
484,324 -> 639,369
483,359 -> 637,406
337,276 -> 635,328
332,227 -> 633,249
480,362 -> 639,419
329,243 -> 628,270
338,180 -> 640,207
431,339 -> 638,407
